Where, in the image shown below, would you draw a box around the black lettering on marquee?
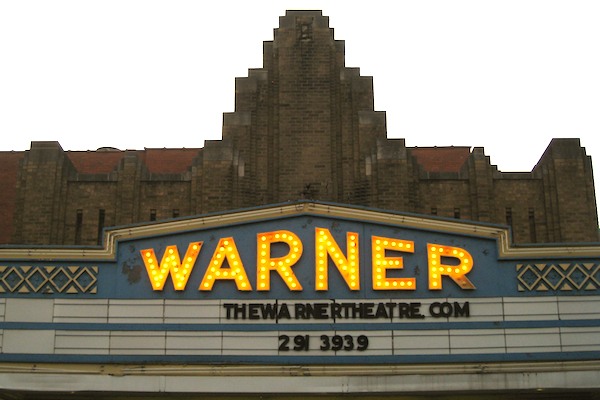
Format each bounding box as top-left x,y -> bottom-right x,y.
223,301 -> 469,321
294,303 -> 329,320
429,301 -> 470,318
224,302 -> 292,320
331,303 -> 342,319
375,303 -> 388,319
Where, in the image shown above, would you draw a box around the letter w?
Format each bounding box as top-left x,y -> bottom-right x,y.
140,242 -> 202,291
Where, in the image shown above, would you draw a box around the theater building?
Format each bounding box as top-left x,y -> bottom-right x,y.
0,10 -> 599,399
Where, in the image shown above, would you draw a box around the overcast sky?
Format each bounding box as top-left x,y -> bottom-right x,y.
1,1 -> 599,202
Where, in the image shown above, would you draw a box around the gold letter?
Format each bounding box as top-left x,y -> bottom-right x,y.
315,228 -> 359,290
372,236 -> 415,290
428,244 -> 475,290
141,242 -> 202,291
256,230 -> 303,291
200,237 -> 251,291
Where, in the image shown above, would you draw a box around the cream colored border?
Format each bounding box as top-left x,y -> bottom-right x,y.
1,360 -> 600,394
0,202 -> 598,261
1,359 -> 600,376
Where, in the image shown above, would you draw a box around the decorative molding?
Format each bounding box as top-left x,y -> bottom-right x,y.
0,265 -> 97,294
517,263 -> 600,292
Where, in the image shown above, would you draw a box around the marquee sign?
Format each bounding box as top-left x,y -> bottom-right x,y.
1,202 -> 600,365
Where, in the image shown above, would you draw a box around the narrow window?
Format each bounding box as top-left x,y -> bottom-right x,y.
97,209 -> 105,245
431,207 -> 437,216
505,207 -> 513,227
172,209 -> 180,218
529,208 -> 537,242
75,209 -> 83,245
150,209 -> 156,221
453,208 -> 461,219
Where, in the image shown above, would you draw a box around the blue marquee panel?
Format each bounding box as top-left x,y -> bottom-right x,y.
1,204 -> 599,365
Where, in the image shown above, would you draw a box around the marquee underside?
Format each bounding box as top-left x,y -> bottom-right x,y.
2,361 -> 600,398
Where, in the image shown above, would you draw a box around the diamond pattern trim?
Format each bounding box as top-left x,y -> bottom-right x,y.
0,265 -> 98,294
517,263 -> 600,292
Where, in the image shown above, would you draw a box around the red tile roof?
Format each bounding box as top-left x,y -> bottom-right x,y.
142,148 -> 201,174
66,148 -> 202,174
411,147 -> 471,173
67,151 -> 126,174
66,147 -> 468,175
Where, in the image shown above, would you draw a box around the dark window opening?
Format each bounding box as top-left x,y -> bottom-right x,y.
529,208 -> 537,242
431,207 -> 437,216
172,209 -> 180,218
150,209 -> 156,221
453,208 -> 461,219
75,209 -> 83,245
505,207 -> 513,227
97,209 -> 105,245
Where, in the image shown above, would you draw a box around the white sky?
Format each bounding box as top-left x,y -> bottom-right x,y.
1,1 -> 599,204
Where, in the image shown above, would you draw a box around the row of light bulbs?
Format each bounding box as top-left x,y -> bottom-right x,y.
141,230 -> 474,291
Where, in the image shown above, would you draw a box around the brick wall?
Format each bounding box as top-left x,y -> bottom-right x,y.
0,11 -> 597,246
0,152 -> 24,244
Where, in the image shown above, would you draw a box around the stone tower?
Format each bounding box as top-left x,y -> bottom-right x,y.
220,10 -> 385,206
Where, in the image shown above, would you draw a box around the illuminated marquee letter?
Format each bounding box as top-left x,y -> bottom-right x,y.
315,228 -> 359,290
372,236 -> 415,290
427,244 -> 475,290
257,230 -> 303,291
140,242 -> 202,291
200,237 -> 251,291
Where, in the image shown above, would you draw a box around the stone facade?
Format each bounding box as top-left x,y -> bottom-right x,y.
0,10 -> 597,246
